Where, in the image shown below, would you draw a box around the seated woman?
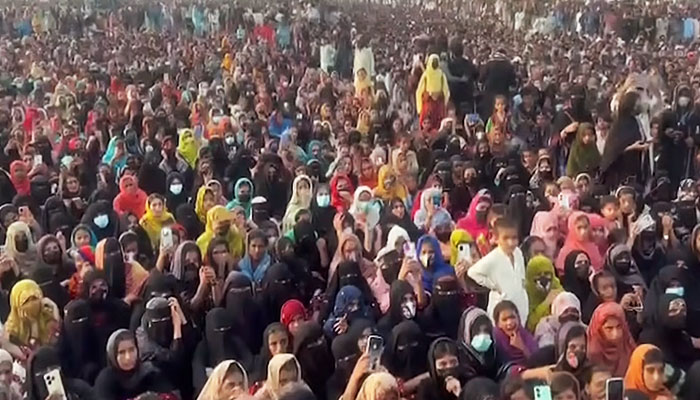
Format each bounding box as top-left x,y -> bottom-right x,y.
587,302 -> 636,377
324,285 -> 372,339
95,238 -> 148,305
95,329 -> 176,400
417,337 -> 467,400
26,346 -> 94,400
459,306 -> 512,382
198,360 -> 249,400
4,279 -> 59,351
493,300 -> 538,366
623,345 -> 673,400
525,255 -> 563,331
252,323 -> 291,384
254,354 -> 308,400
139,194 -> 175,249
237,229 -> 273,285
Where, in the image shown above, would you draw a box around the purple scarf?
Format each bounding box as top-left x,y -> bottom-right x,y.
493,326 -> 539,365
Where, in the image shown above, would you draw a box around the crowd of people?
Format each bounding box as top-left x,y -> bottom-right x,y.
2,0 -> 700,399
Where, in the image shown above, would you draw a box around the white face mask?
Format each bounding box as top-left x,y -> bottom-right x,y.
125,251 -> 136,263
225,136 -> 236,145
170,183 -> 183,195
145,145 -> 154,153
401,300 -> 416,319
678,96 -> 691,107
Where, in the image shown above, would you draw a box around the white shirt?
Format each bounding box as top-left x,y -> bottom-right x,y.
468,246 -> 529,323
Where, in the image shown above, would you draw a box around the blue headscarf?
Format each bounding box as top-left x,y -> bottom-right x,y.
416,234 -> 455,291
332,285 -> 369,320
238,248 -> 272,285
226,178 -> 255,218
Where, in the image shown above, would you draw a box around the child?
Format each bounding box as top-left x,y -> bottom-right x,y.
599,195 -> 620,231
468,217 -> 529,322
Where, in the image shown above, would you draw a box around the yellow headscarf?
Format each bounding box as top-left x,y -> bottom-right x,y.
196,205 -> 244,258
355,372 -> 399,400
195,186 -> 215,224
177,129 -> 199,169
373,165 -> 408,202
415,54 -> 450,115
5,280 -> 56,348
354,68 -> 373,97
449,229 -> 474,266
221,53 -> 234,73
356,110 -> 371,135
139,194 -> 175,248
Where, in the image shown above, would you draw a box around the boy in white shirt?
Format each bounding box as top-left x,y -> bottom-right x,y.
467,217 -> 529,322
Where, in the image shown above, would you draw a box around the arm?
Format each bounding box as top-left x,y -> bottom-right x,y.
466,254 -> 498,291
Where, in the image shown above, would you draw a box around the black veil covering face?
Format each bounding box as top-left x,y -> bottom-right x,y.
223,271 -> 265,353
383,320 -> 428,380
326,332 -> 358,400
261,262 -> 300,323
59,299 -> 101,384
293,321 -> 335,400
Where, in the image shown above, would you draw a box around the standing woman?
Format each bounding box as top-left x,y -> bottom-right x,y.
95,329 -> 175,400
601,91 -> 649,188
415,54 -> 450,132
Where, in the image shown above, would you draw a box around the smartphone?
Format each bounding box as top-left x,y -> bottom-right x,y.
533,385 -> 552,400
160,226 -> 174,249
33,154 -> 42,166
366,334 -> 384,372
43,369 -> 66,397
402,241 -> 416,260
163,72 -> 170,84
606,377 -> 623,400
457,243 -> 472,264
558,193 -> 570,209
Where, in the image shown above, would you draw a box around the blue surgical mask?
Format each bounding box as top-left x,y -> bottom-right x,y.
666,286 -> 685,297
470,333 -> 492,353
170,183 -> 183,195
93,214 -> 109,229
316,194 -> 331,208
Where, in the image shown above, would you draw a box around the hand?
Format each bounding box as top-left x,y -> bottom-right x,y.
620,292 -> 641,312
55,231 -> 66,251
398,258 -> 421,280
686,136 -> 695,148
454,260 -> 470,278
45,394 -> 64,400
169,297 -> 184,327
0,256 -> 17,275
509,331 -> 526,351
626,140 -> 650,152
661,214 -> 674,234
124,293 -> 139,305
333,213 -> 346,234
333,315 -> 349,334
445,376 -> 461,397
561,121 -> 579,138
691,336 -> 700,349
350,353 -> 370,380
200,266 -> 216,286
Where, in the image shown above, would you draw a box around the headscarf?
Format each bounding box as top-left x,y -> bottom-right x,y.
449,229 -> 474,266
415,54 -> 450,115
139,194 -> 175,248
456,190 -> 491,249
566,123 -> 601,177
177,128 -> 199,169
374,165 -> 408,203
492,303 -> 538,365
530,211 -> 560,260
113,175 -> 147,218
195,186 -> 215,224
525,255 -> 563,331
5,279 -> 56,347
555,212 -> 604,274
281,299 -> 308,330
226,178 -> 255,219
354,69 -> 373,96
384,320 -> 427,380
70,224 -> 98,249
196,205 -> 244,258
81,200 -> 120,241
9,160 -> 30,196
197,360 -> 249,400
355,372 -> 398,400
282,175 -> 313,233
4,221 -> 37,275
329,174 -> 355,212
223,271 -> 265,352
204,308 -> 253,369
349,186 -> 380,229
562,250 -> 593,304
165,171 -> 188,213
293,321 -> 334,399
416,234 -> 455,291
642,265 -> 689,328
587,302 -> 636,377
605,243 -> 647,293
261,354 -> 304,400
325,285 -> 370,337
238,233 -> 273,285
623,344 -> 673,400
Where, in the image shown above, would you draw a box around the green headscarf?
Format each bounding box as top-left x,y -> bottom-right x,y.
525,255 -> 562,331
566,122 -> 601,177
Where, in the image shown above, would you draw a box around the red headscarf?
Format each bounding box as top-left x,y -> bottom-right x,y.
330,174 -> 355,213
9,160 -> 30,196
555,211 -> 604,274
587,302 -> 636,377
280,299 -> 307,329
457,190 -> 491,241
112,175 -> 147,218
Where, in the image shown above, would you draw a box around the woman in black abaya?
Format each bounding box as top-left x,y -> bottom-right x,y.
94,329 -> 175,400
260,262 -> 300,323
383,320 -> 428,381
192,308 -> 253,396
326,332 -> 359,400
601,91 -> 648,188
59,299 -> 101,384
293,321 -> 335,400
223,271 -> 266,353
81,200 -> 120,242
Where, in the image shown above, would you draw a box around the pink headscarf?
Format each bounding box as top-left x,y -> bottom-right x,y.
530,211 -> 560,260
555,211 -> 604,275
456,190 -> 491,241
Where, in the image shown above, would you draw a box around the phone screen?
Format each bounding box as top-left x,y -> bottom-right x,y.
606,378 -> 623,400
366,335 -> 384,371
457,243 -> 471,263
533,385 -> 552,400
